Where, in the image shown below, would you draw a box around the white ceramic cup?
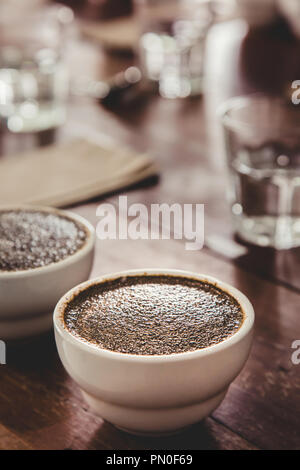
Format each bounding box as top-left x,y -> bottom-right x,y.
54,269 -> 254,435
0,205 -> 95,339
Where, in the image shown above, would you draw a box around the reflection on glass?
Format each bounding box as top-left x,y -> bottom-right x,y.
135,0 -> 213,98
0,2 -> 72,133
221,95 -> 300,249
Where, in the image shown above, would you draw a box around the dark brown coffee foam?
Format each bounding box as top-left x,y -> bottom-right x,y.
0,209 -> 88,272
64,275 -> 244,355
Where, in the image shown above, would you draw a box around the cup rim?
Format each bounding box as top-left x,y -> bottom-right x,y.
218,92 -> 300,134
0,204 -> 95,279
53,268 -> 255,363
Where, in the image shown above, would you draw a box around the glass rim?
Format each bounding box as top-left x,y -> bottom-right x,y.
218,93 -> 300,134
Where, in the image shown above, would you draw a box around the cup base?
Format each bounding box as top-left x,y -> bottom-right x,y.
81,388 -> 228,435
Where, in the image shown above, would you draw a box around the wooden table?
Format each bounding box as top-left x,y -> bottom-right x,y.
0,19 -> 299,451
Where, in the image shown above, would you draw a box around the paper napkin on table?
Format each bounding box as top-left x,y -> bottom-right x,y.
80,17 -> 138,52
0,139 -> 157,207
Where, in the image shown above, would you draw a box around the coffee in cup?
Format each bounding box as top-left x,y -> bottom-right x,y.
63,273 -> 245,355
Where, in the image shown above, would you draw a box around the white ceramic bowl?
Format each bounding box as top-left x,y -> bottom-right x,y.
0,205 -> 95,340
54,269 -> 254,435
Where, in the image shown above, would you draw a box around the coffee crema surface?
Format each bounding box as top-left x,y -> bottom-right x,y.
64,275 -> 244,355
0,210 -> 88,272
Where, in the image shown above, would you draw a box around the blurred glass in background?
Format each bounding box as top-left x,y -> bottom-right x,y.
0,0 -> 73,133
134,0 -> 213,99
221,95 -> 300,250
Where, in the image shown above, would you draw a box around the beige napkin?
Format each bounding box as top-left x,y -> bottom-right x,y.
0,139 -> 157,207
80,17 -> 138,52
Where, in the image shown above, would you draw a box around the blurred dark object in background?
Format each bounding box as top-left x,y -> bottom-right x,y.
72,66 -> 148,109
84,0 -> 133,20
57,0 -> 133,20
240,17 -> 300,96
97,66 -> 145,107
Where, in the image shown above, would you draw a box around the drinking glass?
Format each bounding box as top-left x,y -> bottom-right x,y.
134,0 -> 213,99
0,1 -> 73,133
220,94 -> 300,249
